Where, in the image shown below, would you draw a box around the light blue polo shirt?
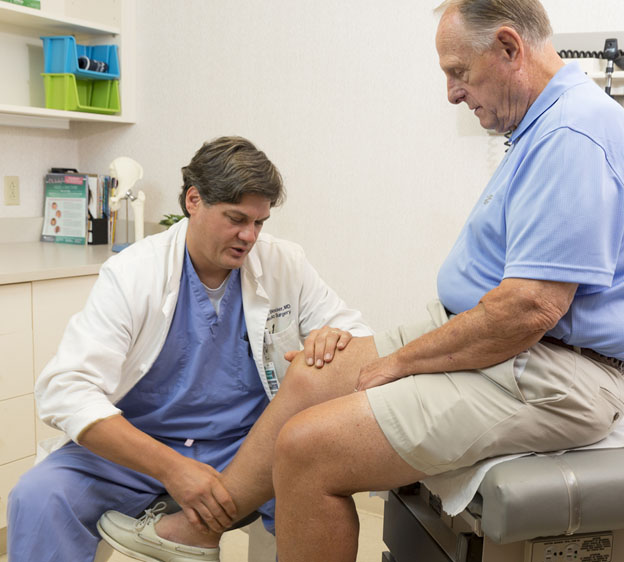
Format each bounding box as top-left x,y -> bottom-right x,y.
437,63 -> 624,359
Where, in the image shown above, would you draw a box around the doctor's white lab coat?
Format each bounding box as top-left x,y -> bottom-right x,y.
35,218 -> 371,457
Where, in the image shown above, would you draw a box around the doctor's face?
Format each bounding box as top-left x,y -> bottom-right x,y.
186,187 -> 271,287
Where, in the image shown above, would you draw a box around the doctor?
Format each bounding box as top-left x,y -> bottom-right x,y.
8,136 -> 371,562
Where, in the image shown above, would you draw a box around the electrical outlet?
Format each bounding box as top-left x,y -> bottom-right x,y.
4,176 -> 20,206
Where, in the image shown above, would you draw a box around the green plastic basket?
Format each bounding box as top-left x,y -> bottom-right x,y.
2,0 -> 41,8
42,73 -> 120,114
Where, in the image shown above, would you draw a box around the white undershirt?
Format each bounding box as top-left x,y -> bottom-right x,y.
202,272 -> 231,315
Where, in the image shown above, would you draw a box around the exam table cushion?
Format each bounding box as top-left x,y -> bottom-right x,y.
475,448 -> 624,544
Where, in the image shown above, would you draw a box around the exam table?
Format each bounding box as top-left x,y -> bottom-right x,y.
382,448 -> 624,562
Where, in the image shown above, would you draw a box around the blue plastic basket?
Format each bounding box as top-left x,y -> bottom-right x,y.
41,36 -> 120,80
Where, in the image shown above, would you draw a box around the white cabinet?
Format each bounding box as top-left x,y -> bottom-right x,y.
0,283 -> 32,401
0,0 -> 136,128
0,396 -> 36,467
32,275 -> 98,375
0,273 -> 97,544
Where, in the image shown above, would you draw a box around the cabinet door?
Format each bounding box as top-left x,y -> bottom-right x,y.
0,283 -> 33,401
0,395 -> 35,465
32,275 -> 98,442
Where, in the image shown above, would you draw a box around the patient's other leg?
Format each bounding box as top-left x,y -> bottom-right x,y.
273,391 -> 426,562
156,337 -> 380,546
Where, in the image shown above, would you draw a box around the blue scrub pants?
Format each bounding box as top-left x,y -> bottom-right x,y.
7,442 -> 274,562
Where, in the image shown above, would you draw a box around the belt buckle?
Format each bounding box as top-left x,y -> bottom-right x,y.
583,349 -> 624,374
600,354 -> 624,375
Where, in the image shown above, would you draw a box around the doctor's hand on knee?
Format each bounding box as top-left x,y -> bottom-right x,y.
161,456 -> 237,534
284,326 -> 352,368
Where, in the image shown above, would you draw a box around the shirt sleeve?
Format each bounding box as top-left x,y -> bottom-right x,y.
35,263 -> 131,441
503,127 -> 624,293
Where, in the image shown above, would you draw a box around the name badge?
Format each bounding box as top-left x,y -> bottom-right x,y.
263,329 -> 280,397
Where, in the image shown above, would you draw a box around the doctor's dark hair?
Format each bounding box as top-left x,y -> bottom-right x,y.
179,136 -> 285,217
438,0 -> 552,52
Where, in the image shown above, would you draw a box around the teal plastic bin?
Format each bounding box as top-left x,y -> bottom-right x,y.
42,73 -> 121,114
41,36 -> 120,80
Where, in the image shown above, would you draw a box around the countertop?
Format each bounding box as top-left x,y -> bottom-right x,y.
0,241 -> 114,285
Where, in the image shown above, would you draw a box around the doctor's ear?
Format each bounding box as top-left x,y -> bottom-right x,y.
185,186 -> 202,214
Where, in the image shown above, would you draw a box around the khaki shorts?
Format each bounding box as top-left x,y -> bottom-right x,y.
366,300 -> 624,476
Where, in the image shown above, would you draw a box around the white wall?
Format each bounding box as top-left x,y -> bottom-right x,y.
0,127 -> 79,217
1,0 -> 623,330
75,0 -> 493,331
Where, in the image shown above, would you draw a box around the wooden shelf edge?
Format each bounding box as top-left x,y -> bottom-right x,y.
0,103 -> 135,128
0,2 -> 120,35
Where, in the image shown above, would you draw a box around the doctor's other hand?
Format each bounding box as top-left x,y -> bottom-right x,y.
356,353 -> 405,391
284,326 -> 352,368
162,456 -> 237,533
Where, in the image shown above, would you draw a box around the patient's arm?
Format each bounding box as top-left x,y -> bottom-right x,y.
357,277 -> 578,390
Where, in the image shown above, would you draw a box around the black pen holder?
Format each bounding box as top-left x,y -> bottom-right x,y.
88,216 -> 108,245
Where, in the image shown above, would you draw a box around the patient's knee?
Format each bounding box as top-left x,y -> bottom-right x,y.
274,413 -> 318,475
279,352 -> 333,401
279,336 -> 376,404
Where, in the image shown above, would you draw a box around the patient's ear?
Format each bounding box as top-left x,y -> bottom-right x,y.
494,26 -> 524,68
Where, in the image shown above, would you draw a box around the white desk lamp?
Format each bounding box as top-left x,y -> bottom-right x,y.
109,157 -> 145,251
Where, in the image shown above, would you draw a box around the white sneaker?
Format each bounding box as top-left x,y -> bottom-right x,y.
97,502 -> 220,562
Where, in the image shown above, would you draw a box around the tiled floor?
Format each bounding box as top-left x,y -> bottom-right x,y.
222,495 -> 386,562
0,494 -> 387,562
220,507 -> 385,562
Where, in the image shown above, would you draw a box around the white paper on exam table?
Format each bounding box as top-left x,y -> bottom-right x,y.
422,415 -> 624,516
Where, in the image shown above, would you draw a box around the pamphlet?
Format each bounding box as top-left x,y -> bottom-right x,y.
41,173 -> 88,245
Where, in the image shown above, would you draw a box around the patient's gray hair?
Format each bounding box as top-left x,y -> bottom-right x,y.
179,136 -> 285,217
438,0 -> 552,52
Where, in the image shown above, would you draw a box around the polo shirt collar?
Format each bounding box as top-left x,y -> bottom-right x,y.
510,62 -> 589,144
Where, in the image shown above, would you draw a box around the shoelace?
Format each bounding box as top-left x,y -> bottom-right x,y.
132,501 -> 215,556
135,501 -> 168,532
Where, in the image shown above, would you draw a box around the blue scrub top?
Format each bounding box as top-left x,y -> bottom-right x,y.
117,247 -> 269,471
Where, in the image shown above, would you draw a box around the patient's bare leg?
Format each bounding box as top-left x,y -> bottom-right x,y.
156,336 -> 380,546
273,391 -> 426,561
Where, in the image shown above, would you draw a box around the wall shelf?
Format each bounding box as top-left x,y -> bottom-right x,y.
0,1 -> 136,129
0,2 -> 119,36
0,102 -> 135,129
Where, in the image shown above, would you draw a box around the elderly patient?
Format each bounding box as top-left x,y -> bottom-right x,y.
91,1 -> 624,562
271,1 -> 624,559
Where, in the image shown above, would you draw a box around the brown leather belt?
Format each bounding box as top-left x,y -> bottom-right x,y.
541,336 -> 624,374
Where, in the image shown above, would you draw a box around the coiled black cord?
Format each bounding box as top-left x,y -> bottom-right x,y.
558,48 -> 624,59
558,48 -> 624,70
504,130 -> 512,152
501,44 -> 622,147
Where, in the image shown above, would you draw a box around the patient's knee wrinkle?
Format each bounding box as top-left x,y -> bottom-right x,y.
280,337 -> 378,406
